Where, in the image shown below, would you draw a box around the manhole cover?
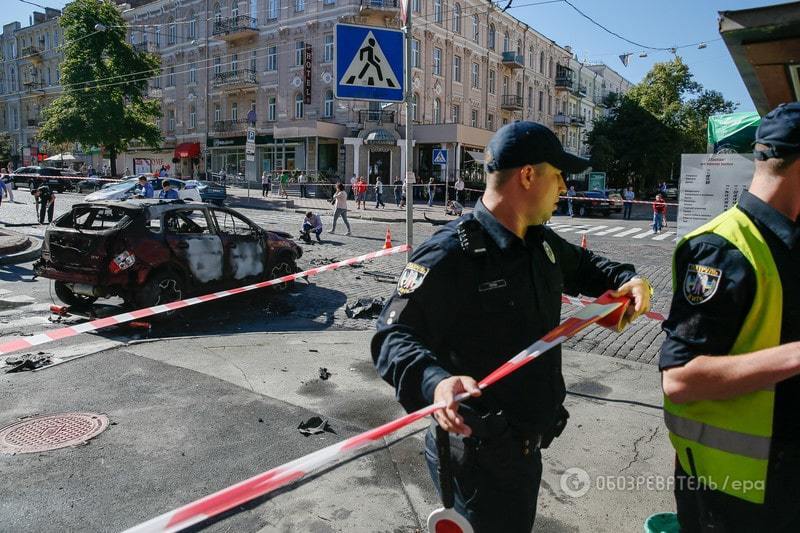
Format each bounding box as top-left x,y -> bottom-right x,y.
0,413 -> 109,454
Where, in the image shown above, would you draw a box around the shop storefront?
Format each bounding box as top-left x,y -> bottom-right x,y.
174,142 -> 202,179
209,134 -> 340,178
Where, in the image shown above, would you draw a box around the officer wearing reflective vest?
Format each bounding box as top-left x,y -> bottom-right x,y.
372,121 -> 652,532
660,103 -> 800,531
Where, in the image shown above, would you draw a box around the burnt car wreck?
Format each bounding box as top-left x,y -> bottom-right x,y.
34,199 -> 302,308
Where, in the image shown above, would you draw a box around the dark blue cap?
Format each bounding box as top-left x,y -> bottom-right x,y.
484,121 -> 591,173
754,103 -> 800,160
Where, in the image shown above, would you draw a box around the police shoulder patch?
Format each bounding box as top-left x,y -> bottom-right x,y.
683,263 -> 723,305
397,262 -> 430,295
542,240 -> 556,264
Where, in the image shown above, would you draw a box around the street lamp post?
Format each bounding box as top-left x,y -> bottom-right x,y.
404,3 -> 414,259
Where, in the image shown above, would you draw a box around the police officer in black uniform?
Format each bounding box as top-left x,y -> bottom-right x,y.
661,103 -> 800,532
34,184 -> 55,224
371,122 -> 652,532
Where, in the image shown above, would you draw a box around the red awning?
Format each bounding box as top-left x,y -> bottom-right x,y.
174,142 -> 201,159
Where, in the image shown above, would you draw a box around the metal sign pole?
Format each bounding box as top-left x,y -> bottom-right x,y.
404,8 -> 414,260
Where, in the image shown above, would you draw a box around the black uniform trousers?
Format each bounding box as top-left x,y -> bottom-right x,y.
39,200 -> 54,224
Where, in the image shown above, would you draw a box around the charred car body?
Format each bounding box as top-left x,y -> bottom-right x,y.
34,199 -> 302,308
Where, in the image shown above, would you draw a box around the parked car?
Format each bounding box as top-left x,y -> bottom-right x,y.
558,191 -> 616,217
33,200 -> 302,308
185,179 -> 227,205
9,166 -> 73,193
84,176 -> 202,202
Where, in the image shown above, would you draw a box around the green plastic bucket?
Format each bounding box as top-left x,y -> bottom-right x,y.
643,512 -> 679,533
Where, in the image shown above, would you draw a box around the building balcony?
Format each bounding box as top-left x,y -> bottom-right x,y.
555,76 -> 573,91
554,113 -> 571,126
212,69 -> 257,91
23,80 -> 45,93
574,84 -> 587,97
571,115 -> 586,126
212,118 -> 251,133
147,87 -> 163,99
21,45 -> 43,65
501,51 -> 524,69
358,110 -> 395,124
133,41 -> 157,54
359,0 -> 399,14
500,94 -> 523,111
26,118 -> 39,127
212,15 -> 258,42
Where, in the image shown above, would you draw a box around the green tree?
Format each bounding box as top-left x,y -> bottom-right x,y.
0,132 -> 11,164
39,0 -> 161,176
588,57 -> 736,193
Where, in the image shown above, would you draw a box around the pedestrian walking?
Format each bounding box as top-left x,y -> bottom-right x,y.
279,171 -> 289,198
355,177 -> 367,210
35,185 -> 55,224
393,176 -> 402,207
330,182 -> 351,236
660,103 -> 800,532
372,121 -> 651,533
454,176 -> 465,204
427,178 -> 435,207
261,171 -> 270,197
375,177 -> 386,208
652,194 -> 665,233
0,175 -> 7,208
349,174 -> 357,200
623,187 -> 634,220
298,171 -> 308,198
566,185 -> 576,216
299,211 -> 323,243
1,168 -> 13,203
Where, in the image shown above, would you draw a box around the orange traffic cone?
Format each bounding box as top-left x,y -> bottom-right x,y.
384,226 -> 393,249
580,234 -> 587,249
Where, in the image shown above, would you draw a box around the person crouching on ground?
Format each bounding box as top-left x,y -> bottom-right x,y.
300,211 -> 323,243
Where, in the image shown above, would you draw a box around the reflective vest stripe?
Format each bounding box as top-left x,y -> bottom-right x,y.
664,411 -> 771,460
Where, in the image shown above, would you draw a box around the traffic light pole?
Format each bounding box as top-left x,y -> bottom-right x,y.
404,5 -> 414,260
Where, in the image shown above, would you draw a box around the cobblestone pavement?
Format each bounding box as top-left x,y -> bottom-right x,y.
1,188 -> 674,366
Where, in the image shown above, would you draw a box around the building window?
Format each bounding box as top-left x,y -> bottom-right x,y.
189,62 -> 197,83
267,0 -> 278,20
413,0 -> 420,13
433,47 -> 442,76
168,110 -> 175,131
548,95 -> 552,114
502,118 -> 509,126
502,75 -> 508,95
131,33 -> 137,46
54,29 -> 59,46
231,102 -> 238,121
295,41 -> 304,66
529,46 -> 534,67
452,104 -> 460,123
231,1 -> 239,17
488,24 -> 495,50
453,55 -> 461,82
412,39 -> 420,68
527,87 -> 532,109
539,51 -> 545,73
517,39 -> 522,55
190,107 -> 196,128
453,3 -> 461,34
214,104 -> 221,122
433,98 -> 441,123
188,13 -> 196,39
251,50 -> 257,72
168,66 -> 175,86
214,56 -> 221,74
295,0 -> 305,12
548,58 -> 553,78
471,108 -> 478,127
434,0 -> 442,23
472,15 -> 479,43
487,113 -> 494,131
268,97 -> 276,121
168,18 -> 177,45
154,27 -> 160,48
231,53 -> 238,71
267,46 -> 277,71
538,90 -> 544,112
503,32 -> 509,52
295,93 -> 304,118
488,70 -> 495,94
412,93 -> 419,121
323,0 -> 335,4
471,62 -> 479,89
324,35 -> 334,62
324,91 -> 334,117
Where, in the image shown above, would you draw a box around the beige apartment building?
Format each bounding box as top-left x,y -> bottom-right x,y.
0,0 -> 630,185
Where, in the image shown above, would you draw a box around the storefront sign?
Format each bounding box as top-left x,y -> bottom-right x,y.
304,45 -> 313,105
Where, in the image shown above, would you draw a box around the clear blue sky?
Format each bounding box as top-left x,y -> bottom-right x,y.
5,0 -> 778,112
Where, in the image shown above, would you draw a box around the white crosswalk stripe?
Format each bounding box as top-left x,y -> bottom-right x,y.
653,231 -> 676,241
614,227 -> 644,238
594,226 -> 626,236
547,220 -> 679,243
555,225 -> 589,233
632,230 -> 655,239
575,225 -> 607,234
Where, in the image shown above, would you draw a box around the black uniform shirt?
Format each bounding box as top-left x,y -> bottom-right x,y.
372,200 -> 637,431
660,191 -> 800,445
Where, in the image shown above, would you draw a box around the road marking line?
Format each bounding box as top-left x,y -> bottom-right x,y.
633,230 -> 655,239
575,225 -> 607,234
652,231 -> 676,241
556,225 -> 589,233
594,226 -> 626,236
614,228 -> 643,237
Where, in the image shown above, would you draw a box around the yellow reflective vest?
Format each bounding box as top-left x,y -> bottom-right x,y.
665,205 -> 782,504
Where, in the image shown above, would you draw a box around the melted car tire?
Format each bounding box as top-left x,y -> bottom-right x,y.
269,257 -> 296,292
54,281 -> 97,309
137,271 -> 185,309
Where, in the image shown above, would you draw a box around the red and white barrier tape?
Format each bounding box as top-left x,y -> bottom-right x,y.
557,195 -> 678,208
0,245 -> 410,357
123,291 -> 631,533
560,294 -> 665,322
5,173 -> 122,183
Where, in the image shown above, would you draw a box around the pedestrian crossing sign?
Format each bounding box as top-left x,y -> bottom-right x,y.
433,149 -> 447,165
335,23 -> 405,102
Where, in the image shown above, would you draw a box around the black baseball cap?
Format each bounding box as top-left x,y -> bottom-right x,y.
754,102 -> 800,160
484,121 -> 591,173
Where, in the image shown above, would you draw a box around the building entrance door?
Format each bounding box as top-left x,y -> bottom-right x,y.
368,151 -> 391,185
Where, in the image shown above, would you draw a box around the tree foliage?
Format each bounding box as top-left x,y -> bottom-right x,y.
588,57 -> 736,193
38,0 -> 161,175
0,132 -> 11,164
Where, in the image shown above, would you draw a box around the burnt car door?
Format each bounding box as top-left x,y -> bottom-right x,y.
163,207 -> 224,284
210,208 -> 267,281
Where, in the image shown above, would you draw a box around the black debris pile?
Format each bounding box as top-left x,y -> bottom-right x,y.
297,416 -> 336,437
362,270 -> 398,284
344,297 -> 386,319
4,352 -> 52,373
309,257 -> 339,267
319,367 -> 331,380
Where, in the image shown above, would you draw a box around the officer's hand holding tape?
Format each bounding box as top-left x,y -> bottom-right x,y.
433,376 -> 482,436
611,276 -> 653,331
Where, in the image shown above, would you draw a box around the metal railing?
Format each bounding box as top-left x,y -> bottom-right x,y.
500,94 -> 523,109
212,15 -> 258,37
501,51 -> 524,66
212,118 -> 251,132
358,110 -> 395,123
555,76 -> 573,89
571,114 -> 586,126
21,45 -> 42,58
360,0 -> 399,7
554,114 -> 571,125
212,69 -> 257,88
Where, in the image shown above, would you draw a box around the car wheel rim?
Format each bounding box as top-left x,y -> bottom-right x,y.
155,278 -> 182,305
